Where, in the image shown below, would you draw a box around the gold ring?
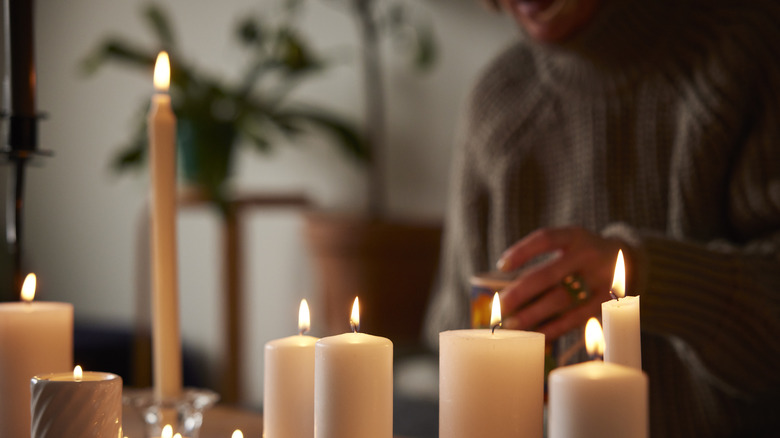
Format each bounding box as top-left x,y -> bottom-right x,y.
562,274 -> 590,305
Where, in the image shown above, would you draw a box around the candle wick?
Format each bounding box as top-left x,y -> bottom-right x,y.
491,322 -> 501,334
609,290 -> 619,301
299,328 -> 306,336
350,321 -> 359,334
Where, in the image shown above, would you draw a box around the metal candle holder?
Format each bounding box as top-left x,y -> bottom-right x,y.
2,0 -> 52,298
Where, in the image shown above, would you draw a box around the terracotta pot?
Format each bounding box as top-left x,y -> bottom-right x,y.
304,212 -> 442,346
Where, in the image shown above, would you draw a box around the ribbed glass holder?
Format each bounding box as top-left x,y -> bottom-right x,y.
123,388 -> 219,438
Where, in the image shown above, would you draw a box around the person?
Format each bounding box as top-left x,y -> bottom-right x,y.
424,0 -> 780,436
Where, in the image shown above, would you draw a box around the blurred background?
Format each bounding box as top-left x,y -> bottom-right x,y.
0,0 -> 515,411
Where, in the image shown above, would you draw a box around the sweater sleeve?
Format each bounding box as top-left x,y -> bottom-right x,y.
423,95 -> 492,349
602,97 -> 780,401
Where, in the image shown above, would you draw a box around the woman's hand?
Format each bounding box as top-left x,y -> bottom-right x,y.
497,226 -> 623,340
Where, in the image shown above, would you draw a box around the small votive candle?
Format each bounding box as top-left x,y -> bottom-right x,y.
30,366 -> 122,438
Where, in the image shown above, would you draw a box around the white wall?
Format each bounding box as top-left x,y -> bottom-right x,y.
1,0 -> 516,408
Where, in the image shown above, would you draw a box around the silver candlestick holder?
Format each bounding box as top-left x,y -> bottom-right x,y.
123,388 -> 219,438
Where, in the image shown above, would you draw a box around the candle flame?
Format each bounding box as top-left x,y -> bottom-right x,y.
73,365 -> 83,380
232,430 -> 244,438
299,299 -> 311,335
21,273 -> 36,302
161,425 -> 173,438
610,250 -> 626,299
585,318 -> 605,359
153,51 -> 171,92
490,292 -> 502,333
350,297 -> 360,333
173,434 -> 182,438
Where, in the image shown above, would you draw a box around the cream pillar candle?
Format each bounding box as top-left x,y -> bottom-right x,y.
601,250 -> 642,369
0,274 -> 73,438
548,318 -> 648,438
264,299 -> 318,438
439,293 -> 545,438
314,297 -> 393,438
30,366 -> 122,438
148,51 -> 183,401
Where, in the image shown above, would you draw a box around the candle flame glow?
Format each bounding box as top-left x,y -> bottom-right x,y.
232,430 -> 244,438
610,250 -> 626,299
173,434 -> 182,438
490,292 -> 502,333
350,297 -> 360,333
73,365 -> 83,381
299,299 -> 311,335
153,51 -> 171,92
21,273 -> 36,302
585,318 -> 605,359
161,425 -> 173,438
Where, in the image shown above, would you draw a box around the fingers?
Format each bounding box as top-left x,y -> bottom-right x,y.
503,291 -> 599,341
536,302 -> 600,340
493,226 -> 624,341
496,227 -> 583,272
499,247 -> 593,314
502,286 -> 571,330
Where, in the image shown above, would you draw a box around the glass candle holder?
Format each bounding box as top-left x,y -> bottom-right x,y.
123,388 -> 219,438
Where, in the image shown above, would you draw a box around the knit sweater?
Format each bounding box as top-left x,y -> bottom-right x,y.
424,0 -> 780,436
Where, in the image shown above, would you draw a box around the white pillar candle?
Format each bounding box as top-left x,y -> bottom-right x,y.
148,51 -> 183,401
602,250 -> 642,369
0,274 -> 73,438
314,297 -> 393,438
548,319 -> 648,438
264,299 -> 318,438
30,366 -> 122,438
439,293 -> 545,438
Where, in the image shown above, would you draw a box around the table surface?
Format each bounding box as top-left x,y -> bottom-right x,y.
123,405 -> 410,438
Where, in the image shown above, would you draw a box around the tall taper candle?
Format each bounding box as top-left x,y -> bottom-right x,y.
148,51 -> 182,400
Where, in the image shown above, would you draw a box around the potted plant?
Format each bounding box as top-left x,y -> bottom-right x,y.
303,0 -> 441,348
81,1 -> 367,212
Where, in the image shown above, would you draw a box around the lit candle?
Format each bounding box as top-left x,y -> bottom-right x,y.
30,365 -> 122,438
264,299 -> 318,438
548,318 -> 648,438
232,430 -> 243,438
314,297 -> 393,438
601,250 -> 641,369
148,51 -> 183,401
439,293 -> 545,438
0,274 -> 73,438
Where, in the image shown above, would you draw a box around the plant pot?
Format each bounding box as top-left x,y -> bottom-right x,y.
177,118 -> 237,196
304,212 -> 442,347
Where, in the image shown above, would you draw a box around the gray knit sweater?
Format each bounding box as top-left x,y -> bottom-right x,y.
425,0 -> 780,436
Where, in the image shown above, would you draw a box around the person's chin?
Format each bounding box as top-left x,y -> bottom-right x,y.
505,0 -> 580,43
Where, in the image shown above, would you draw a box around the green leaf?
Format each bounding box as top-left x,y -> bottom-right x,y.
143,3 -> 176,49
242,129 -> 272,154
274,107 -> 368,162
413,27 -> 437,72
237,18 -> 263,46
111,130 -> 147,173
81,39 -> 156,75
